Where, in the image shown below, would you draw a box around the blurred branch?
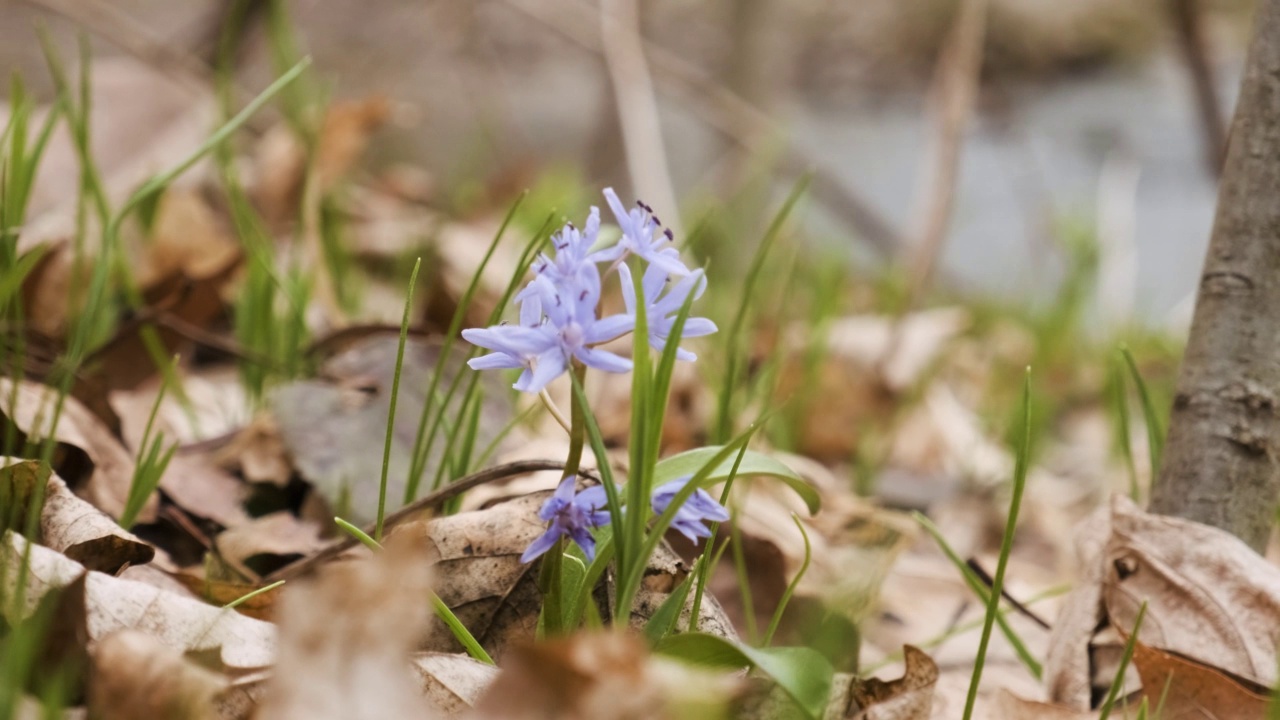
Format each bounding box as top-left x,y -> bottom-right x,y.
599,0 -> 682,236
502,0 -> 905,258
18,0 -> 217,94
1168,0 -> 1227,177
906,0 -> 988,300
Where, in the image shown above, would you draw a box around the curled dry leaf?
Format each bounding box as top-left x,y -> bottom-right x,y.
2,458 -> 154,574
1047,495 -> 1280,709
471,632 -> 739,720
0,377 -> 154,523
831,645 -> 938,720
88,630 -> 225,720
257,535 -> 443,720
1,532 -> 275,671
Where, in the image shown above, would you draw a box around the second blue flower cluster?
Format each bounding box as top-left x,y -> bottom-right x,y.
521,474 -> 731,563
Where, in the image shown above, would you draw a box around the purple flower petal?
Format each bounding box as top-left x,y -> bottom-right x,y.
520,527 -> 564,563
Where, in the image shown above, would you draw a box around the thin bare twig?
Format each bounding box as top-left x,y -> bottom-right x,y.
263,460 -> 594,582
1168,0 -> 1227,177
18,0 -> 217,95
965,557 -> 1051,630
502,0 -> 905,258
599,0 -> 682,238
906,0 -> 989,299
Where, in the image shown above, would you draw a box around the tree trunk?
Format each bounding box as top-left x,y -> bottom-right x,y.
1150,0 -> 1280,553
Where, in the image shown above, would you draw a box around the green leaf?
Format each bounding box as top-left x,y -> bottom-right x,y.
643,572 -> 693,644
656,633 -> 833,719
655,447 -> 819,515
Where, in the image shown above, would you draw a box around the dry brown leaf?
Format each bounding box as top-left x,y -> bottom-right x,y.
17,58 -> 216,338
252,97 -> 390,223
214,512 -> 327,577
471,632 -> 738,720
1130,641 -> 1269,720
2,532 -> 275,671
256,535 -> 441,719
2,459 -> 154,574
411,653 -> 502,716
88,629 -> 225,720
838,645 -> 938,719
111,366 -> 252,447
215,415 -> 293,488
272,334 -> 509,524
428,218 -> 527,328
775,309 -> 968,460
168,574 -> 285,622
0,378 -> 153,522
992,690 -> 1101,719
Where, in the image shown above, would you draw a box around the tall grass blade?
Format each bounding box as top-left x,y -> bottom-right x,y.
1121,346 -> 1165,477
713,175 -> 810,443
376,258 -> 421,541
962,368 -> 1033,720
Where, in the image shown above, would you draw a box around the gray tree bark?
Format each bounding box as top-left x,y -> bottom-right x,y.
1150,0 -> 1280,552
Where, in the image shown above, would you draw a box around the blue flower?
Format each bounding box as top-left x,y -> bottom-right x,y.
596,188 -> 691,277
465,237 -> 635,392
534,208 -> 601,290
462,291 -> 564,393
650,475 -> 730,543
522,476 -> 612,563
521,270 -> 634,373
618,263 -> 718,361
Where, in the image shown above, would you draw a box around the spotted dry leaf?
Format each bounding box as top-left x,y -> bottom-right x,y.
1046,495 -> 1280,709
1,532 -> 275,671
830,645 -> 937,720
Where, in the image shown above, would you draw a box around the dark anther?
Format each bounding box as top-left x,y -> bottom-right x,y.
579,289 -> 588,301
664,229 -> 674,240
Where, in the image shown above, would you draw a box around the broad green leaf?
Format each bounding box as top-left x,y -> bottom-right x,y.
656,633 -> 833,719
655,447 -> 819,514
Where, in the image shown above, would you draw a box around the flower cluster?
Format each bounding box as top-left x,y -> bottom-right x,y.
461,188 -> 716,393
521,475 -> 729,563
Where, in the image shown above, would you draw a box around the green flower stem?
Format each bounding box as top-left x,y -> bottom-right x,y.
539,362 -> 588,635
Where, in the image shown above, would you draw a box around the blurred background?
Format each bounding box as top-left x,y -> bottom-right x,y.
0,0 -> 1256,324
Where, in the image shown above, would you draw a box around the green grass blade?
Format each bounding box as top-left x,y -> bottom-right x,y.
222,580 -> 286,610
962,368 -> 1034,720
1107,353 -> 1141,501
376,258 -> 421,541
1097,602 -> 1147,720
332,516 -> 493,664
913,512 -> 1043,679
1121,346 -> 1164,478
763,514 -> 811,646
713,175 -> 810,443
